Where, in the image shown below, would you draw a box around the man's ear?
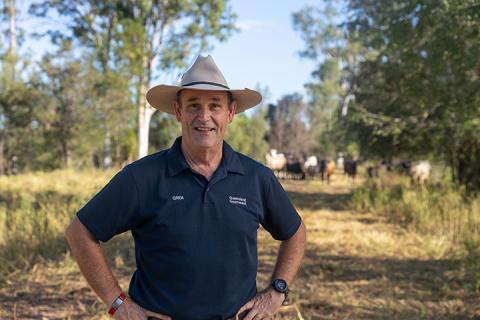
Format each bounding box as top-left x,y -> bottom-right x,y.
228,100 -> 237,123
173,101 -> 182,121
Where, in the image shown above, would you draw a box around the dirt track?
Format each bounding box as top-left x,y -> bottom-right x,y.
0,175 -> 477,319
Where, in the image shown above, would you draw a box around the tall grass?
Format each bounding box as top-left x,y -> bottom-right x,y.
0,169 -> 114,281
351,172 -> 480,289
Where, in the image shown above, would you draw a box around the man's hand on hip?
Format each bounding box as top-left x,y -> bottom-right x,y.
235,287 -> 285,320
113,297 -> 171,320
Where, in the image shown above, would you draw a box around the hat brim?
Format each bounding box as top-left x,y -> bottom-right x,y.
146,84 -> 262,115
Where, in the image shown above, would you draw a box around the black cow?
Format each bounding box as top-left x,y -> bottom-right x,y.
344,159 -> 359,181
285,154 -> 306,180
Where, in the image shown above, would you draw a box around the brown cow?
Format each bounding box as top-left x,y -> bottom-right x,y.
320,159 -> 336,184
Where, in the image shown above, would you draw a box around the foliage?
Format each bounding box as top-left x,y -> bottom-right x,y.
29,0 -> 238,159
225,84 -> 269,162
0,52 -> 42,173
266,93 -> 309,156
149,113 -> 181,152
292,2 -> 363,157
351,171 -> 480,291
225,111 -> 269,163
344,0 -> 480,191
0,1 -> 240,173
294,1 -> 480,192
351,174 -> 478,246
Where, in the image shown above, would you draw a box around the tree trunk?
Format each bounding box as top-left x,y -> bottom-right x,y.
9,0 -> 16,55
62,140 -> 71,168
103,127 -> 112,169
0,138 -> 4,175
138,92 -> 156,159
137,42 -> 155,159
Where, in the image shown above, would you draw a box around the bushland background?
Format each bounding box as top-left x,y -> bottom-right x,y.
1,0 -> 479,319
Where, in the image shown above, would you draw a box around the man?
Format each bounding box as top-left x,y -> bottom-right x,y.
65,55 -> 307,320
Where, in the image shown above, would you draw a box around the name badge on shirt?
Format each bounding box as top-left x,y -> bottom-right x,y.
229,196 -> 247,206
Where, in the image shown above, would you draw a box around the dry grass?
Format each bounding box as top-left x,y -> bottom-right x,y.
273,176 -> 477,319
0,169 -> 117,278
0,170 -> 478,319
0,169 -> 115,197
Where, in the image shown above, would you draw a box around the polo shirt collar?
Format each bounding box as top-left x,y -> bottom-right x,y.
166,136 -> 245,177
222,140 -> 245,175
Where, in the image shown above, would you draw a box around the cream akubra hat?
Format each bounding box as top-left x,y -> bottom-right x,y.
146,55 -> 262,115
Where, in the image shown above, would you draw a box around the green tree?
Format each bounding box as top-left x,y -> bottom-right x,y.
0,0 -> 35,174
35,46 -> 98,168
225,84 -> 270,162
31,0 -> 237,160
345,0 -> 480,191
266,93 -> 309,156
292,2 -> 364,157
0,66 -> 40,173
149,112 -> 181,152
225,110 -> 269,163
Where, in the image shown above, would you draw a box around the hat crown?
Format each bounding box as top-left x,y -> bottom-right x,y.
181,55 -> 229,89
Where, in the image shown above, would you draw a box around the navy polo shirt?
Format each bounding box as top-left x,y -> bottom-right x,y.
77,137 -> 301,320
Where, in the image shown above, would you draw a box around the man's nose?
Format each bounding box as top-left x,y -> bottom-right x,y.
197,107 -> 212,120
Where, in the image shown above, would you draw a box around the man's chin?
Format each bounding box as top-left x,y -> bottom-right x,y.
192,137 -> 221,149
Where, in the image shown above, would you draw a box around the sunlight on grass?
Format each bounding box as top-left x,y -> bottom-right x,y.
0,170 -> 478,319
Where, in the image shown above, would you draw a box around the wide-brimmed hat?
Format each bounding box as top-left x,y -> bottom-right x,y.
146,55 -> 262,114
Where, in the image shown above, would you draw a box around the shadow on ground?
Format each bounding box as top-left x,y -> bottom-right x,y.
287,190 -> 352,211
297,245 -> 476,319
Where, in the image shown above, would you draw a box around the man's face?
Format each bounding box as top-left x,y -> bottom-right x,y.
174,89 -> 236,149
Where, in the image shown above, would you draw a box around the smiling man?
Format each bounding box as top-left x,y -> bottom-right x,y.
65,55 -> 307,320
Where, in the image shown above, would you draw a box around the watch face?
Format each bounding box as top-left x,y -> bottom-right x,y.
274,279 -> 287,292
112,297 -> 123,309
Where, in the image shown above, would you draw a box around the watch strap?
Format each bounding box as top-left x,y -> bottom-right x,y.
108,292 -> 127,316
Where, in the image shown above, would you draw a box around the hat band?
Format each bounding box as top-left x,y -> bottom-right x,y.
182,81 -> 230,90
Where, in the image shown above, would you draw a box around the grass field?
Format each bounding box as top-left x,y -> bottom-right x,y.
0,170 -> 478,319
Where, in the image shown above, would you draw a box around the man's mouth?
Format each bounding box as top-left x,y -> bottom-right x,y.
194,126 -> 216,132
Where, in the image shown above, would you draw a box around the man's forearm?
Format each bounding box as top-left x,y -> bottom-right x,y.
65,217 -> 122,307
271,221 -> 307,285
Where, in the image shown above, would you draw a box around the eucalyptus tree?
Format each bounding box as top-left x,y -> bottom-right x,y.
292,2 -> 364,156
30,0 -> 237,159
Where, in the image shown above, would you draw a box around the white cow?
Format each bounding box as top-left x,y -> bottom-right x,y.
304,155 -> 319,179
265,149 -> 287,177
410,161 -> 432,185
304,155 -> 318,168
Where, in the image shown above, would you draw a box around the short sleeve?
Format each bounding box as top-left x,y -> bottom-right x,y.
260,171 -> 302,240
76,166 -> 141,242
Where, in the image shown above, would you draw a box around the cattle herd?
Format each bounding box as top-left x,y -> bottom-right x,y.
265,149 -> 432,185
265,150 -> 335,183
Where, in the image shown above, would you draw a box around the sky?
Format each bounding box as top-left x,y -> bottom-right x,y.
206,0 -> 320,103
16,0 -> 321,105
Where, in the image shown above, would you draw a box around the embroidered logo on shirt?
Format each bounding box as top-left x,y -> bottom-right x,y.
172,195 -> 184,200
229,196 -> 247,206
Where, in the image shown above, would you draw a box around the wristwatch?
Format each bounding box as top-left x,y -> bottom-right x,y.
271,279 -> 289,299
